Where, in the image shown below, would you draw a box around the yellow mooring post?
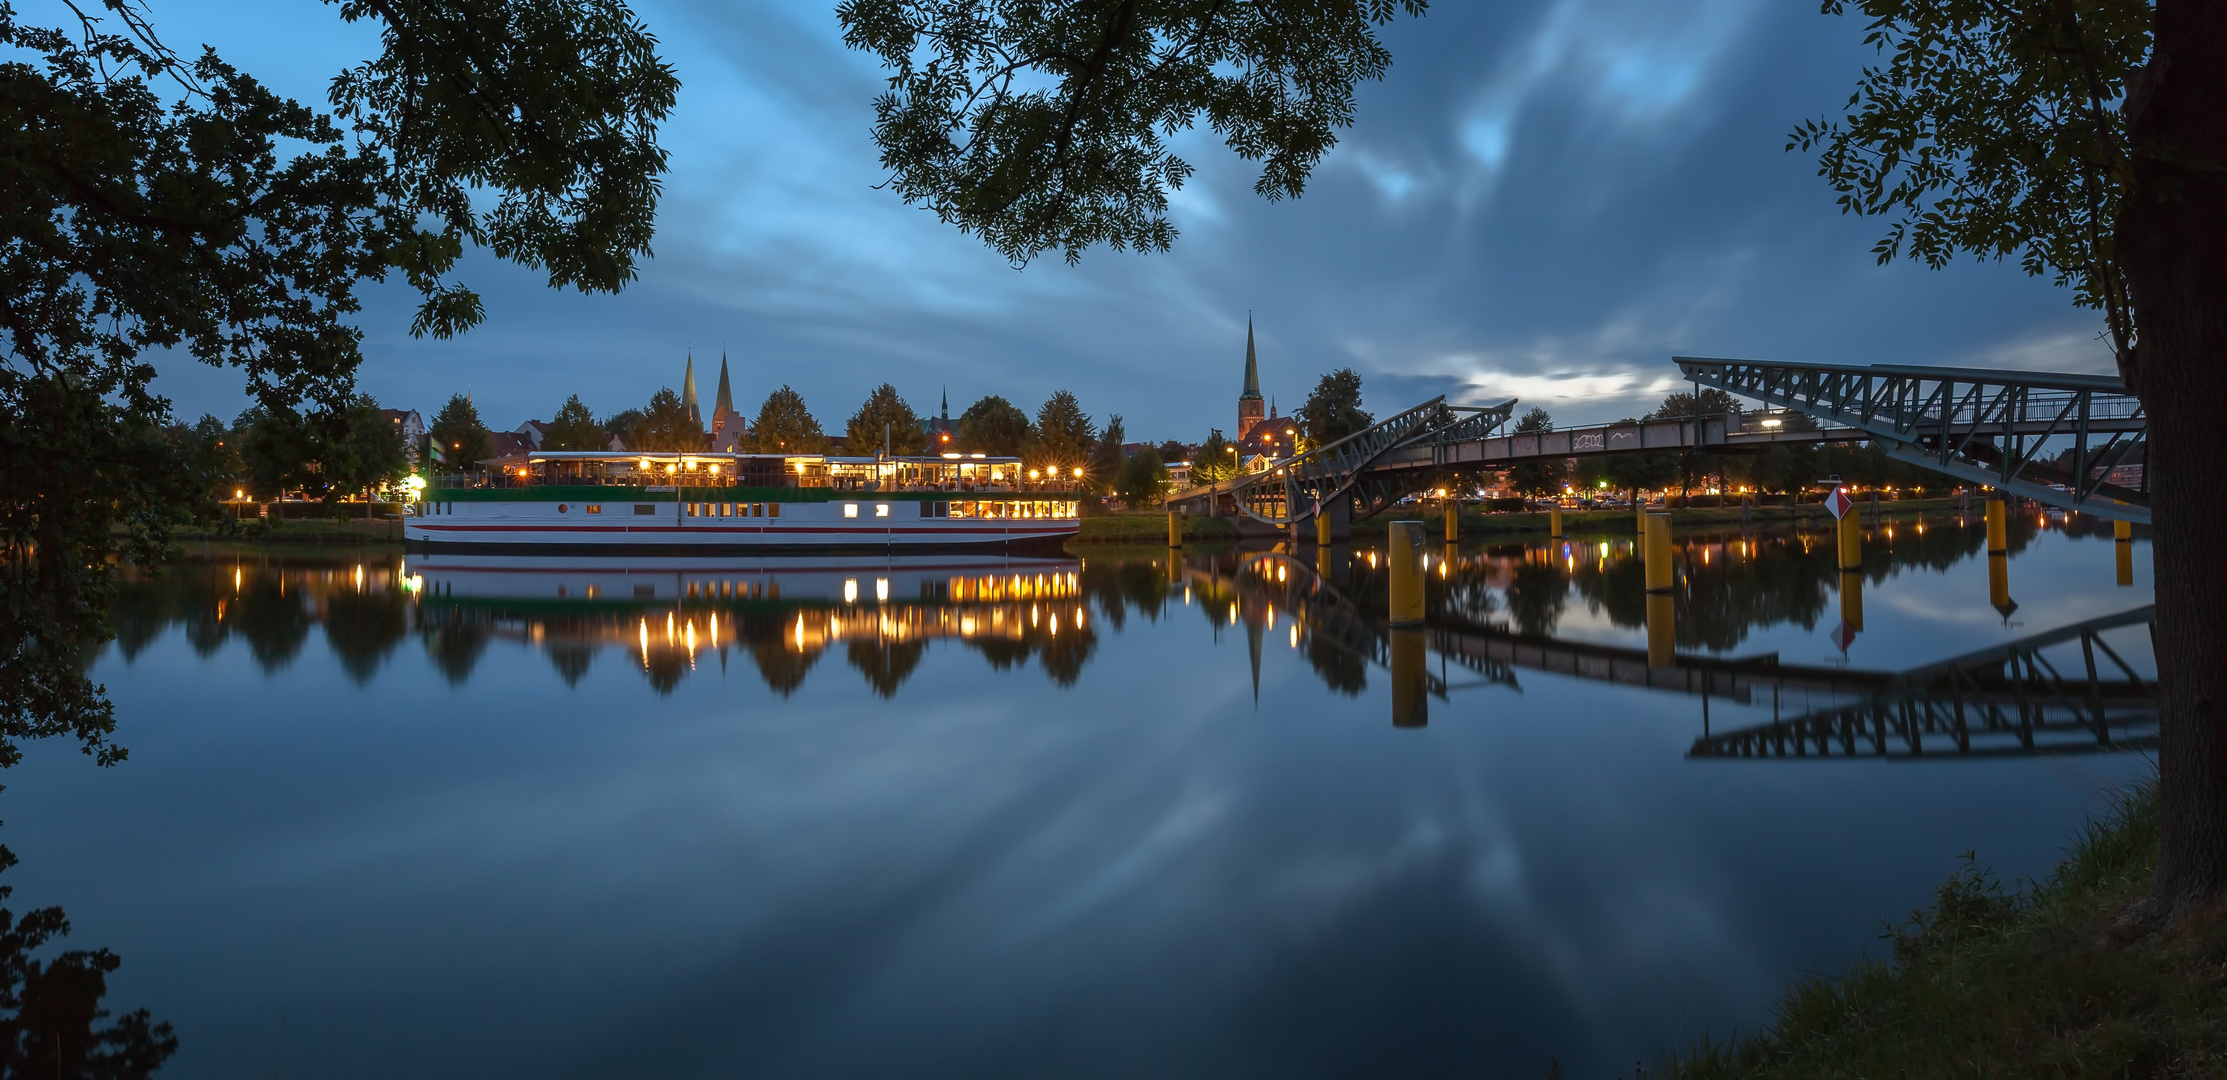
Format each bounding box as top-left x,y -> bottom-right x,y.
1840,571 -> 1865,632
1388,520 -> 1427,627
1985,498 -> 2008,555
2115,518 -> 2135,587
1391,628 -> 1429,728
1989,554 -> 2016,619
1644,511 -> 1674,593
1315,513 -> 1331,546
1837,510 -> 1862,571
2115,518 -> 2134,540
1646,593 -> 1675,669
1167,511 -> 1183,547
1636,502 -> 1649,541
1549,505 -> 1564,538
1444,502 -> 1460,544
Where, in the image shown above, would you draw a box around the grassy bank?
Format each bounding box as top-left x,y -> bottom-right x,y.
1076,512 -> 1241,543
1661,783 -> 2227,1078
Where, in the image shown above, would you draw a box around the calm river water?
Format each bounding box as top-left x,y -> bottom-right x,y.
10,510 -> 2155,1078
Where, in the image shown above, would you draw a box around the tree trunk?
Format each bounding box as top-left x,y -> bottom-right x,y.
2120,0 -> 2227,923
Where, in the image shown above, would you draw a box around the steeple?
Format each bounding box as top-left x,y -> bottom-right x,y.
713,352 -> 735,419
941,385 -> 949,421
1238,317 -> 1265,435
681,352 -> 702,428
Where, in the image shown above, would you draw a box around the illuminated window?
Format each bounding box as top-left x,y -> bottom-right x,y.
586,505 -> 602,515
875,504 -> 890,517
769,503 -> 780,518
843,503 -> 859,518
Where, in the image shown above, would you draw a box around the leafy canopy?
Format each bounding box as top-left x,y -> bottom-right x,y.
1791,0 -> 2150,370
428,394 -> 492,468
1030,390 -> 1096,469
838,0 -> 1429,265
846,384 -> 928,455
542,395 -> 607,451
956,395 -> 1033,456
629,387 -> 704,452
1299,368 -> 1373,447
746,386 -> 827,453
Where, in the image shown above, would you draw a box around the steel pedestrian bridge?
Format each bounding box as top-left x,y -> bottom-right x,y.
1163,357 -> 2150,526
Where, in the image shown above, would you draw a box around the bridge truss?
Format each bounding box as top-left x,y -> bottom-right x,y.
1688,606 -> 2156,760
1676,357 -> 2150,523
1210,397 -> 1518,527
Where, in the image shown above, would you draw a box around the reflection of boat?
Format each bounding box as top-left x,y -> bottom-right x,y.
405,452 -> 1083,552
405,553 -> 1083,607
406,554 -> 1098,695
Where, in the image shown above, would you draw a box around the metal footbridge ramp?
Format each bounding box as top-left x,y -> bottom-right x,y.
1217,396 -> 1519,527
1676,357 -> 2150,523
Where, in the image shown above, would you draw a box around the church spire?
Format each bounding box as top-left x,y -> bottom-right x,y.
682,352 -> 701,428
713,352 -> 734,419
1237,316 -> 1265,435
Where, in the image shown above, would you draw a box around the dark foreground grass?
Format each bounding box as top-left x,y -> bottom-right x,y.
1660,783 -> 2227,1079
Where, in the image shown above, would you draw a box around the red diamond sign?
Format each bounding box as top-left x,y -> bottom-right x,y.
1825,486 -> 1854,520
1831,621 -> 1858,652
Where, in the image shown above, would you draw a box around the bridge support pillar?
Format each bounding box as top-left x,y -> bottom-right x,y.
1644,512 -> 1674,593
1388,521 -> 1426,627
1324,496 -> 1351,542
1391,629 -> 1429,728
1646,593 -> 1674,670
1986,498 -> 2008,555
1837,513 -> 1862,571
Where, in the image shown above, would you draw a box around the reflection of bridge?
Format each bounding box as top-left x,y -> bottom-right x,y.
1689,606 -> 2157,760
1210,545 -> 2156,759
1164,358 -> 2151,527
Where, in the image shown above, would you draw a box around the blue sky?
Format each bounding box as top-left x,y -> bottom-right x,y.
126,0 -> 2112,444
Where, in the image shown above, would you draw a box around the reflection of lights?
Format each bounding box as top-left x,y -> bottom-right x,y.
1228,605 -> 1238,626
666,612 -> 674,644
1050,612 -> 1059,635
1031,605 -> 1040,627
875,578 -> 889,602
1183,587 -> 1191,605
639,618 -> 649,662
1266,606 -> 1275,630
353,564 -> 364,590
1289,624 -> 1299,648
685,620 -> 697,655
234,567 -> 241,592
795,616 -> 806,648
960,616 -> 978,635
1075,607 -> 1086,629
708,613 -> 718,648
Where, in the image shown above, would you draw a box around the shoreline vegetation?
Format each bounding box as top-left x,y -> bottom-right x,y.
1657,781 -> 2226,1079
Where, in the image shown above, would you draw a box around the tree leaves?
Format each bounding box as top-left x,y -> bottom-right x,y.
1793,0 -> 2151,367
838,0 -> 1428,265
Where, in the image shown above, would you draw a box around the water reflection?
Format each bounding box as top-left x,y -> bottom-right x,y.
0,846 -> 174,1077
110,511 -> 2139,741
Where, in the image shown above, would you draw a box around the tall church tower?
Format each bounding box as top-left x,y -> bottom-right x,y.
1238,317 -> 1265,435
709,352 -> 744,451
682,352 -> 703,429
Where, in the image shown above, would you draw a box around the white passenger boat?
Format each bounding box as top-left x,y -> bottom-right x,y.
405,451 -> 1084,552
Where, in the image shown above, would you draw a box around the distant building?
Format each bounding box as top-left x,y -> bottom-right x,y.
709,352 -> 746,452
514,419 -> 549,450
380,409 -> 425,465
1231,319 -> 1298,459
921,387 -> 957,450
1166,460 -> 1193,488
486,431 -> 534,459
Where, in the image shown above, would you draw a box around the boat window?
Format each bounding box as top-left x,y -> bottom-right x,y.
634,504 -> 656,516
719,502 -> 731,517
918,502 -> 932,517
843,504 -> 858,518
769,503 -> 780,518
586,505 -> 602,515
875,504 -> 890,517
752,503 -> 763,517
558,504 -> 568,514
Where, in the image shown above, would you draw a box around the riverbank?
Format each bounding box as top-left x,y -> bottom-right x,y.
1075,498 -> 1973,545
1660,782 -> 2227,1078
176,518 -> 402,545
